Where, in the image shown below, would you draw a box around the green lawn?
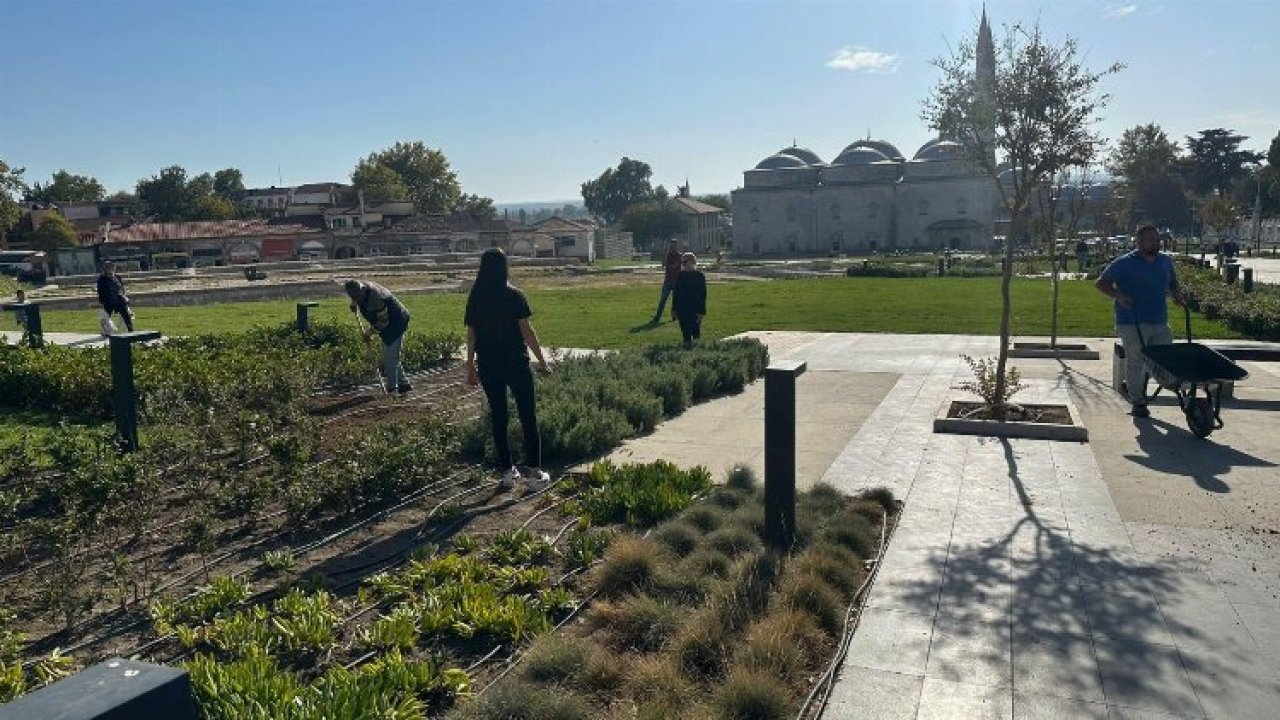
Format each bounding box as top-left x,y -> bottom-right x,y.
36,276 -> 1238,349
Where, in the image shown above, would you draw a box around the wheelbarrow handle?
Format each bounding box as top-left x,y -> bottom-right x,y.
1184,301 -> 1193,344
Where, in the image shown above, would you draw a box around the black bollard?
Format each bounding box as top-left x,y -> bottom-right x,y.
937,258 -> 945,276
0,657 -> 196,720
2,301 -> 43,348
1243,268 -> 1254,293
764,359 -> 806,551
296,301 -> 319,334
110,331 -> 162,452
1225,263 -> 1239,284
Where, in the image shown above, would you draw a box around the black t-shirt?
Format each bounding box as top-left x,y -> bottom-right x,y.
464,285 -> 532,366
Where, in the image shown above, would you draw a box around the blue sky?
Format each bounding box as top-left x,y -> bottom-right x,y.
1,0 -> 1276,203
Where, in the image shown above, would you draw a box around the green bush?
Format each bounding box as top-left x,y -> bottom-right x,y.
573,461 -> 713,529
1178,260 -> 1280,340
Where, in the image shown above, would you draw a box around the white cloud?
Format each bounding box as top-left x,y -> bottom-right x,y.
1105,4 -> 1138,18
826,46 -> 900,74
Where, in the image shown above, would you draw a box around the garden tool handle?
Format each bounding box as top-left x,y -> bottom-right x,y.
1184,302 -> 1193,344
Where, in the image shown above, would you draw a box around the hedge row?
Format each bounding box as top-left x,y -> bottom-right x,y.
1177,260 -> 1280,341
460,339 -> 770,467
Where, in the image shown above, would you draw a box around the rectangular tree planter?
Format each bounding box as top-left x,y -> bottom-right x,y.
933,398 -> 1088,442
1009,342 -> 1100,360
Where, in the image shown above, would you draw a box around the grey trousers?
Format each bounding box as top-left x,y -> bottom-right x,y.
1116,323 -> 1173,404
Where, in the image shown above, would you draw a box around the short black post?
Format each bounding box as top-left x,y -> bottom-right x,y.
110,330 -> 162,452
296,301 -> 319,334
1225,262 -> 1239,284
2,301 -> 43,348
0,657 -> 196,720
764,359 -> 807,551
1243,267 -> 1254,293
937,257 -> 945,276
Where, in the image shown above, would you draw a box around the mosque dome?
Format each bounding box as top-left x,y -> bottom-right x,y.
831,146 -> 890,166
754,153 -> 810,170
913,140 -> 964,161
841,139 -> 903,161
778,146 -> 824,165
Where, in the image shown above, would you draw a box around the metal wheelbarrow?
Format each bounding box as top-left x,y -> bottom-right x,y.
1136,304 -> 1248,438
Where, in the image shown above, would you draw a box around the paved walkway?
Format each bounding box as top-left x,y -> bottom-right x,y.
606,332 -> 1280,720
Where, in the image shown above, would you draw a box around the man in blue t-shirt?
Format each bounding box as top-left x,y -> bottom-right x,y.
1095,224 -> 1185,418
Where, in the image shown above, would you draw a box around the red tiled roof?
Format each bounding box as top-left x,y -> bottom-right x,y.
106,220 -> 321,243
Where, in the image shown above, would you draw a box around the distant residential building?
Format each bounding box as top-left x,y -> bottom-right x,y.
289,182 -> 351,208
241,186 -> 294,216
672,196 -> 724,254
362,214 -> 518,258
101,219 -> 327,268
530,216 -> 595,260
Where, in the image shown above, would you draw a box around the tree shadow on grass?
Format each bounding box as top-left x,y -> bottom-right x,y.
896,438 -> 1271,716
1126,417 -> 1276,494
628,320 -> 662,334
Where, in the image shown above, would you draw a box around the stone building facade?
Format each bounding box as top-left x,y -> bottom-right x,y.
730,11 -> 1000,256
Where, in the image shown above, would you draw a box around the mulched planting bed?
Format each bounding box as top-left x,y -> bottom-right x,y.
947,400 -> 1074,425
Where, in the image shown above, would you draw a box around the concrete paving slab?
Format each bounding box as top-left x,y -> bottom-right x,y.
916,677 -> 1013,720
843,607 -> 935,676
924,617 -> 1012,688
1012,631 -> 1106,703
1013,692 -> 1110,719
822,666 -> 923,720
1093,639 -> 1202,717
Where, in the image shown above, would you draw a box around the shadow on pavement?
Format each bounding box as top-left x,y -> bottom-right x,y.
1125,418 -> 1276,493
896,439 -> 1272,716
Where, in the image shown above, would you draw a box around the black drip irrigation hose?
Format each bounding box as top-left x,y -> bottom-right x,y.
795,509 -> 892,720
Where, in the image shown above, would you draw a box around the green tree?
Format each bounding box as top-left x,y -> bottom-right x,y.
922,18 -> 1120,416
351,141 -> 460,214
1108,124 -> 1180,182
25,170 -> 105,203
0,160 -> 26,236
136,166 -> 201,221
1268,129 -> 1280,169
193,194 -> 237,221
695,193 -> 731,210
581,157 -> 658,226
454,193 -> 496,219
620,200 -> 684,247
30,212 -> 78,251
350,162 -> 409,204
212,168 -> 245,199
1199,195 -> 1237,238
1184,128 -> 1265,197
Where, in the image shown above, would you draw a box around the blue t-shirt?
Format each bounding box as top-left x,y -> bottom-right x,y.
1100,250 -> 1175,325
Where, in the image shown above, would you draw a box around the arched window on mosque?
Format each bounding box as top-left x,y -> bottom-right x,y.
956,196 -> 969,215
750,207 -> 760,223
786,205 -> 797,222
831,202 -> 841,220
917,199 -> 930,216
867,202 -> 879,219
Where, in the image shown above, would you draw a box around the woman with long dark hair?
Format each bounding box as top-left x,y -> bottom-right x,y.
465,248 -> 552,490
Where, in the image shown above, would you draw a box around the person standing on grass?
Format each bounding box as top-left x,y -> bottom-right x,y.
465,248 -> 552,491
1075,238 -> 1089,272
96,261 -> 134,333
1095,224 -> 1185,419
344,279 -> 412,394
672,252 -> 707,349
651,238 -> 683,324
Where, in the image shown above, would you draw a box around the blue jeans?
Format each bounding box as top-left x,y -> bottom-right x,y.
382,334 -> 408,391
653,281 -> 675,320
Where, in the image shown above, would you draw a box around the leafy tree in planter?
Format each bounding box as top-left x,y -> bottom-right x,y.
922,15 -> 1121,417
25,170 -> 105,204
30,212 -> 78,252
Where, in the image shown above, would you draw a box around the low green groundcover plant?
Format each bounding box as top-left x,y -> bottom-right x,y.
458,466 -> 897,720
460,338 -> 768,467
0,319 -> 460,418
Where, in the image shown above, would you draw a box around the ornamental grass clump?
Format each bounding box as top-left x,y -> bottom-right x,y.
593,536 -> 667,599
735,609 -> 826,688
589,594 -> 683,652
653,521 -> 701,557
714,666 -> 793,720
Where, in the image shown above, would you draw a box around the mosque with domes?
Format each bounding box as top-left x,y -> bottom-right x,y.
730,11 -> 1000,255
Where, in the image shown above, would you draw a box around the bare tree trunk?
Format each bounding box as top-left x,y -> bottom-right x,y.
993,210 -> 1018,421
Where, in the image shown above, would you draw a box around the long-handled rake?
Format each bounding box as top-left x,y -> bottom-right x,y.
350,307 -> 389,395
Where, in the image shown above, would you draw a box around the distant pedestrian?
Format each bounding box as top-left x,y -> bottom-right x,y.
344,279 -> 411,394
672,252 -> 707,348
651,239 -> 682,324
1075,239 -> 1089,272
96,261 -> 134,334
1095,224 -> 1185,418
465,248 -> 552,491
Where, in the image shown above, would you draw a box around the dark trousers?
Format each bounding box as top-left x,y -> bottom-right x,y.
677,313 -> 701,347
652,281 -> 675,321
478,360 -> 540,468
107,303 -> 134,331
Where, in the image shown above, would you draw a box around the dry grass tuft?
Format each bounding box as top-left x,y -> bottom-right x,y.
792,542 -> 867,594
520,634 -> 623,692
589,594 -> 684,652
458,679 -> 593,720
682,505 -> 726,533
653,521 -> 702,557
705,524 -> 764,558
626,654 -> 697,716
671,609 -> 732,682
735,609 -> 828,687
714,666 -> 793,720
681,547 -> 734,580
724,464 -> 758,491
594,536 -> 668,598
778,569 -> 847,634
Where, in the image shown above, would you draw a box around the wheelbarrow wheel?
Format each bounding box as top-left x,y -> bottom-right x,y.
1187,397 -> 1215,438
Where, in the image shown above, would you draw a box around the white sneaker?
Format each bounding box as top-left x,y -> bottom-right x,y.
500,466 -> 520,490
525,470 -> 551,492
